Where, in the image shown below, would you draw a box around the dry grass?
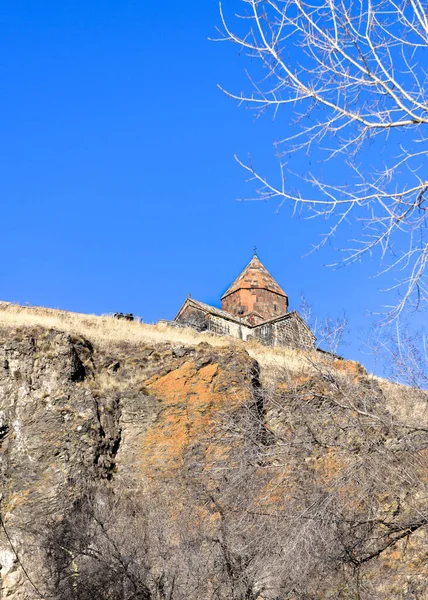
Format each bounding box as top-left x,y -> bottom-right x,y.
0,301 -> 344,377
0,301 -> 233,347
375,378 -> 428,426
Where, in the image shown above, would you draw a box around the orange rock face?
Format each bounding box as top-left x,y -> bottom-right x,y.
143,359 -> 242,473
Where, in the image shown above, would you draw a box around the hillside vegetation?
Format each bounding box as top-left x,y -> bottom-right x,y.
0,303 -> 427,600
0,302 -> 318,373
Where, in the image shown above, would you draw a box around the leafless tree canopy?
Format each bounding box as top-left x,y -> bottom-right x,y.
371,320 -> 428,388
299,293 -> 349,354
218,0 -> 428,318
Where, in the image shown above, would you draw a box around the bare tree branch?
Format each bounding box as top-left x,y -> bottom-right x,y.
218,0 -> 428,318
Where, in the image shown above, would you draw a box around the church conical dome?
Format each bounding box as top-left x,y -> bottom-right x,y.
221,255 -> 287,300
221,254 -> 288,325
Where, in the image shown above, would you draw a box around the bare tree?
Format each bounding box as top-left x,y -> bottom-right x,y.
300,293 -> 349,354
219,359 -> 428,598
369,320 -> 428,388
217,0 -> 428,318
19,359 -> 428,599
43,492 -> 153,600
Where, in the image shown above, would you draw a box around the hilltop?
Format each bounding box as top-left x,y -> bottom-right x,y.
0,303 -> 427,599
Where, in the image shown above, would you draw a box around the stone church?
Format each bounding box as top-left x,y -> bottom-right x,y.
173,253 -> 316,350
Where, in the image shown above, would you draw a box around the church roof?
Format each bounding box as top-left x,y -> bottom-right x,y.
175,298 -> 243,324
221,255 -> 287,300
174,298 -> 314,335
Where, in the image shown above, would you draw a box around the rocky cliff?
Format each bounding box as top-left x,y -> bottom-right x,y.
0,306 -> 427,600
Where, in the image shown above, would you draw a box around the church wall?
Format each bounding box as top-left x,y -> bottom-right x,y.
254,316 -> 315,350
175,306 -> 210,332
222,288 -> 288,322
175,304 -> 314,350
273,318 -> 315,350
208,315 -> 252,340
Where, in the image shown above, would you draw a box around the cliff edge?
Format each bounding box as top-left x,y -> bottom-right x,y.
0,304 -> 427,600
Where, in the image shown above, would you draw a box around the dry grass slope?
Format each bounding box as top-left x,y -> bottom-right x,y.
0,301 -> 331,376
1,301 -> 423,409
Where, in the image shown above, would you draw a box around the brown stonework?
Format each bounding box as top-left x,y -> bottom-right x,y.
173,255 -> 316,350
221,255 -> 288,322
255,312 -> 315,350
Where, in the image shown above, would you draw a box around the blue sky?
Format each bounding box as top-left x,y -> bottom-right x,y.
0,0 -> 424,374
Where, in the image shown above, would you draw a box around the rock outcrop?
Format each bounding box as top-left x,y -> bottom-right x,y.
0,320 -> 427,599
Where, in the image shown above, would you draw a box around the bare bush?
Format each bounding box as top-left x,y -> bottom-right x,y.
43,493 -> 152,600
31,361 -> 428,600
207,359 -> 428,598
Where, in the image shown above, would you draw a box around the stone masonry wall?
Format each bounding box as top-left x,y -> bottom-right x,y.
208,315 -> 252,340
222,288 -> 288,324
176,306 -> 210,332
176,309 -> 252,340
254,315 -> 315,350
176,304 -> 313,349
